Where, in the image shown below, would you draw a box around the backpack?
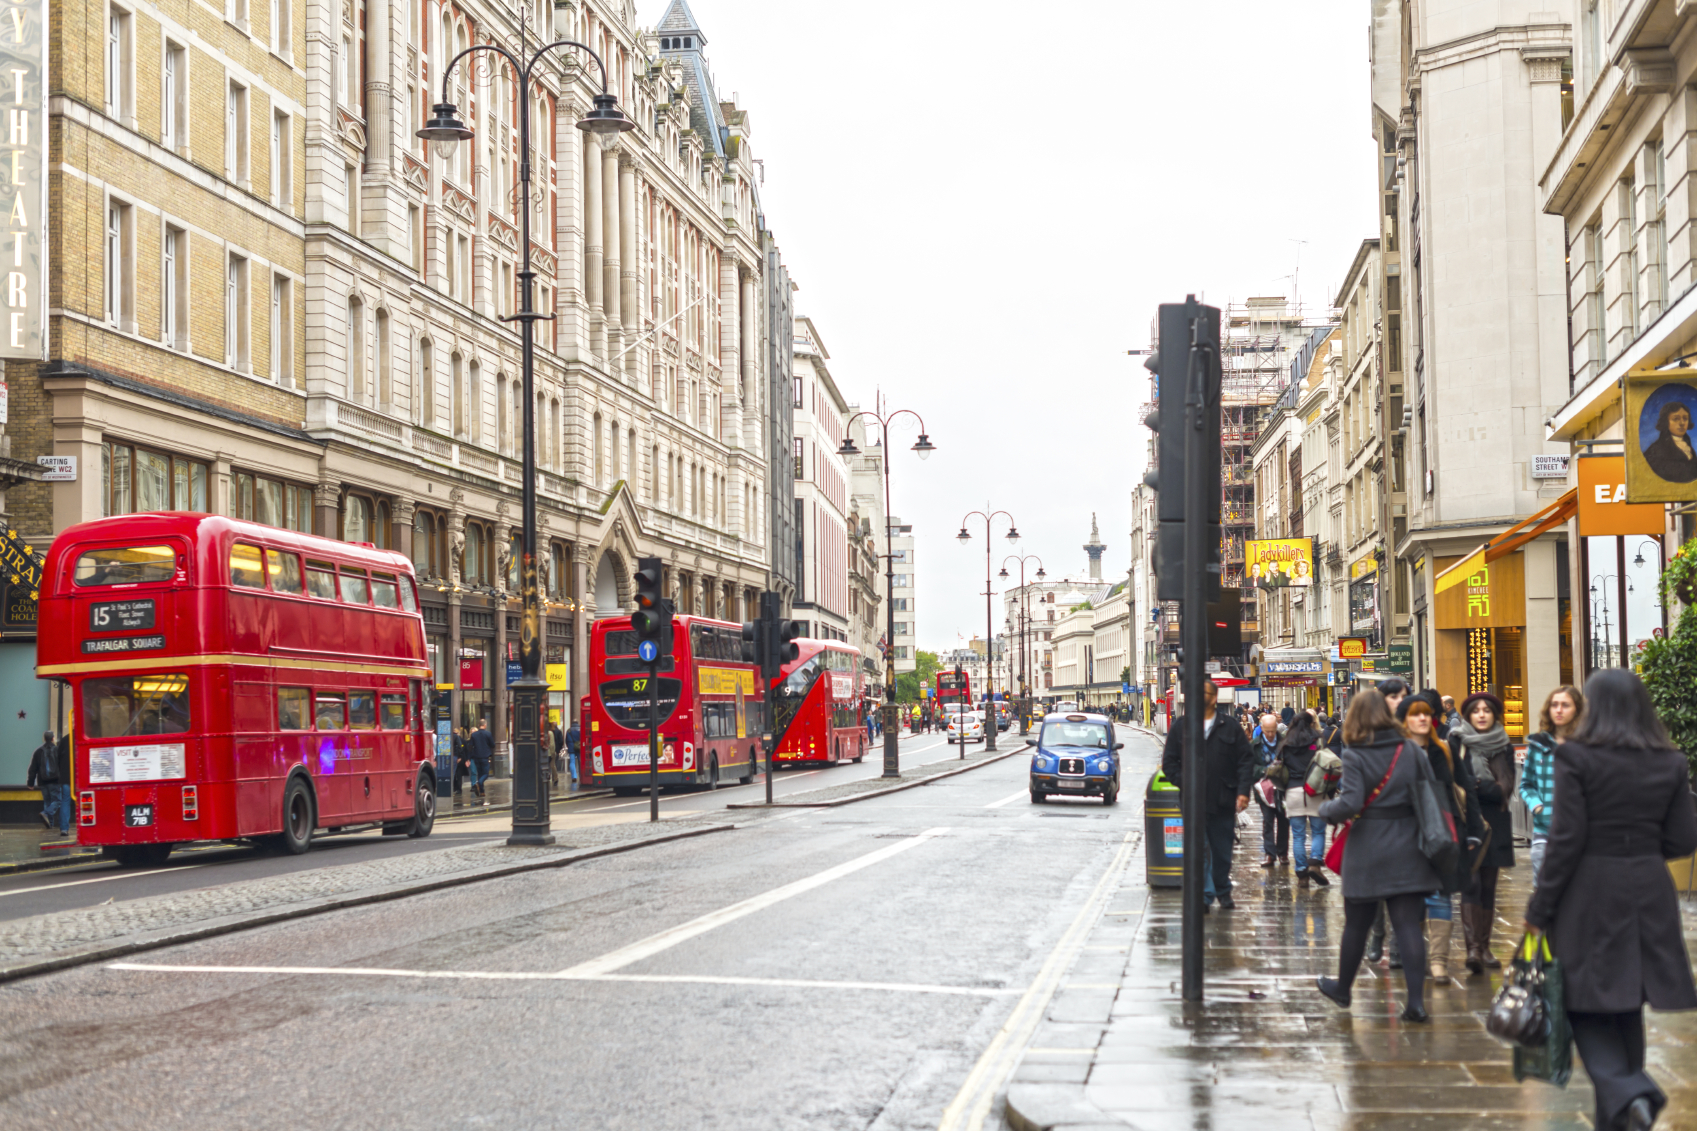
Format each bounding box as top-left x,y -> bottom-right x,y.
1305,750 -> 1343,796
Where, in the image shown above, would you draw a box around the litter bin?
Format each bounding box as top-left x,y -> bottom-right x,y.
1145,770 -> 1183,888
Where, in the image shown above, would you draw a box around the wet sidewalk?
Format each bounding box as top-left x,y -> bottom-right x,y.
1004,781 -> 1697,1129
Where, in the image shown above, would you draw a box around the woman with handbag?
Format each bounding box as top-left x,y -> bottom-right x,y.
1398,694 -> 1485,982
1523,669 -> 1697,1131
1454,692 -> 1518,973
1277,712 -> 1330,889
1315,690 -> 1443,1023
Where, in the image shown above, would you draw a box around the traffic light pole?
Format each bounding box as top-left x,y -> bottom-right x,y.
1180,300 -> 1210,1004
647,654 -> 660,823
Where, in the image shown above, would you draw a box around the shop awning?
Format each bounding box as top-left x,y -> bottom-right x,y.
1433,488 -> 1577,595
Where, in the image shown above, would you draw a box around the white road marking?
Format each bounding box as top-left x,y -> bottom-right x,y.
0,863 -> 208,898
559,827 -> 951,977
104,962 -> 1008,997
937,832 -> 1137,1131
983,789 -> 1028,809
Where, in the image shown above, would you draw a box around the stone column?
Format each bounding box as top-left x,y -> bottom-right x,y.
584,132 -> 604,358
571,542 -> 591,729
213,451 -> 235,517
314,482 -> 341,539
393,497 -> 416,563
619,155 -> 639,377
602,140 -> 623,363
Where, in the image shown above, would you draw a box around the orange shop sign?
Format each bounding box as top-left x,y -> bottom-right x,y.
1577,455 -> 1663,537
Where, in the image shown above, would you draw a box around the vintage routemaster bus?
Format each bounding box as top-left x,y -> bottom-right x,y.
938,670 -> 972,716
37,514 -> 437,866
587,615 -> 764,793
771,639 -> 865,765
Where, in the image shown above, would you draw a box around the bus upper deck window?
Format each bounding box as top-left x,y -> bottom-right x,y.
370,572 -> 399,609
339,568 -> 370,605
230,543 -> 265,588
267,550 -> 303,595
74,545 -> 176,586
305,560 -> 336,599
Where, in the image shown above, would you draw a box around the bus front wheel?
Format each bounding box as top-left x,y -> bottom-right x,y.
408,770 -> 436,837
277,777 -> 315,855
706,755 -> 719,790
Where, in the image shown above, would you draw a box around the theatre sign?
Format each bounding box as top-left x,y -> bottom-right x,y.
0,0 -> 44,358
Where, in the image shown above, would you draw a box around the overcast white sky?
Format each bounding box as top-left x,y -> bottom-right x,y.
650,0 -> 1378,650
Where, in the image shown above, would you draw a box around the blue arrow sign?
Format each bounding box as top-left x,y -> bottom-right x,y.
637,638 -> 659,663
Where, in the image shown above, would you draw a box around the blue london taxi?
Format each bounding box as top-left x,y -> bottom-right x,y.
1028,711 -> 1122,805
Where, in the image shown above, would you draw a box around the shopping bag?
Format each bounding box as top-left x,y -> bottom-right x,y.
1509,933 -> 1573,1088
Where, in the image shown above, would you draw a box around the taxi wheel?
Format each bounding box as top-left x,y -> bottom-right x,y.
1029,788 -> 1046,805
1102,784 -> 1118,806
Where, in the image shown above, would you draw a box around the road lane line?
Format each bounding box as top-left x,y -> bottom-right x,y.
0,863 -> 208,898
983,789 -> 1027,809
103,962 -> 1008,997
558,827 -> 951,977
936,831 -> 1137,1131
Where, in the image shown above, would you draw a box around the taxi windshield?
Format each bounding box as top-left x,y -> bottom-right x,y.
1041,720 -> 1111,748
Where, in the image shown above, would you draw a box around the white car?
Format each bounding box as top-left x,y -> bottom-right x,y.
947,711 -> 986,744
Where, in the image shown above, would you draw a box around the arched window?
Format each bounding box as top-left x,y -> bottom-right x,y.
507,529 -> 520,590
374,499 -> 390,549
609,421 -> 620,482
346,295 -> 364,401
496,371 -> 507,453
343,494 -> 370,542
592,412 -> 603,485
413,508 -> 432,574
469,359 -> 482,444
418,338 -> 434,426
464,522 -> 484,584
375,309 -> 391,410
626,426 -> 636,490
548,542 -> 565,599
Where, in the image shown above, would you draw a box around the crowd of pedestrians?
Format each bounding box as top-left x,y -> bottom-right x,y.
1162,668 -> 1696,1128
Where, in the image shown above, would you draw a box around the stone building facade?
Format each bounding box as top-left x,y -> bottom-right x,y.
5,0 -> 782,779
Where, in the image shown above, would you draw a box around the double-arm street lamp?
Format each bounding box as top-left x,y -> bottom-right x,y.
420,37 -> 634,846
999,554 -> 1044,734
838,412 -> 935,778
957,510 -> 1018,752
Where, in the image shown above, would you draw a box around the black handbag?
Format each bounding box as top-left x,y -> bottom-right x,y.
1487,933 -> 1573,1088
1408,741 -> 1460,873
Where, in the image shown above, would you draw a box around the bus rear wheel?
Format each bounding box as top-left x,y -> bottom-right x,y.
105,843 -> 174,867
277,777 -> 315,855
706,755 -> 719,790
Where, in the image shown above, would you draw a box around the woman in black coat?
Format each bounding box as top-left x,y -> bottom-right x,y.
1525,670 -> 1697,1131
1453,691 -> 1516,973
1315,690 -> 1442,1022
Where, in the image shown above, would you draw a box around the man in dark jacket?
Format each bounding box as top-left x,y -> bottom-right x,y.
1161,680 -> 1256,909
564,719 -> 581,789
468,718 -> 495,800
27,731 -> 69,835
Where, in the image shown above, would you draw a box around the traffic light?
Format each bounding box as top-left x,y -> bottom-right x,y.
766,617 -> 802,681
631,556 -> 671,661
1142,297 -> 1222,602
740,617 -> 765,667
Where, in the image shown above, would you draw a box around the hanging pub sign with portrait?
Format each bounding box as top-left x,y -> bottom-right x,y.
1625,374 -> 1697,502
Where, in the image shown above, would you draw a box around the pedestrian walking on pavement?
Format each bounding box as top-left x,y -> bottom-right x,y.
1441,695 -> 1462,733
565,718 -> 581,789
1521,684 -> 1584,887
1160,679 -> 1255,911
1252,713 -> 1289,867
451,726 -> 470,797
469,718 -> 495,800
1455,691 -> 1517,974
1277,711 -> 1330,888
1524,668 -> 1697,1131
547,718 -> 565,783
1398,693 -> 1485,982
1316,689 -> 1441,1023
27,730 -> 70,836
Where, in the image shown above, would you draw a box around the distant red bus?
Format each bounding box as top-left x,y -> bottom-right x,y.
771,639 -> 865,765
37,514 -> 436,866
587,615 -> 763,793
938,670 -> 972,714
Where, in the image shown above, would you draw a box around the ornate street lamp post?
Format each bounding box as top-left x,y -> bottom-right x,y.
420,37 -> 634,846
957,510 -> 1018,752
838,413 -> 934,778
1000,554 -> 1044,734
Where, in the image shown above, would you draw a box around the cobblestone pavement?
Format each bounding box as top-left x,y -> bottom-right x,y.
0,813 -> 746,979
1001,729 -> 1697,1130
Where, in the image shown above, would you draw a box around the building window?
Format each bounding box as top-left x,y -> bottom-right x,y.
226,253 -> 249,370
105,5 -> 133,124
451,352 -> 465,437
162,224 -> 186,348
271,0 -> 290,57
162,41 -> 186,150
1648,141 -> 1669,320
271,111 -> 291,209
418,338 -> 434,426
375,308 -> 390,410
105,199 -> 133,330
346,294 -> 364,400
1586,220 -> 1606,378
794,437 -> 804,479
235,470 -> 313,532
102,442 -> 208,516
463,522 -> 488,585
342,494 -> 370,542
468,360 -> 482,445
270,274 -> 291,385
409,204 -> 421,272
1619,176 -> 1639,343
228,0 -> 248,28
345,163 -> 359,236
226,80 -> 248,185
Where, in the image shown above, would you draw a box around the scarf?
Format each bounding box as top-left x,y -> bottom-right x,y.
1454,719 -> 1510,787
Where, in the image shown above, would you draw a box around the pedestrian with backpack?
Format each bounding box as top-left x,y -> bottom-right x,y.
27,731 -> 69,836
1276,711 -> 1331,888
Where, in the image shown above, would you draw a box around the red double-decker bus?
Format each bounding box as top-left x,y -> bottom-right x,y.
587,615 -> 764,793
771,639 -> 865,765
37,514 -> 436,866
938,670 -> 972,716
